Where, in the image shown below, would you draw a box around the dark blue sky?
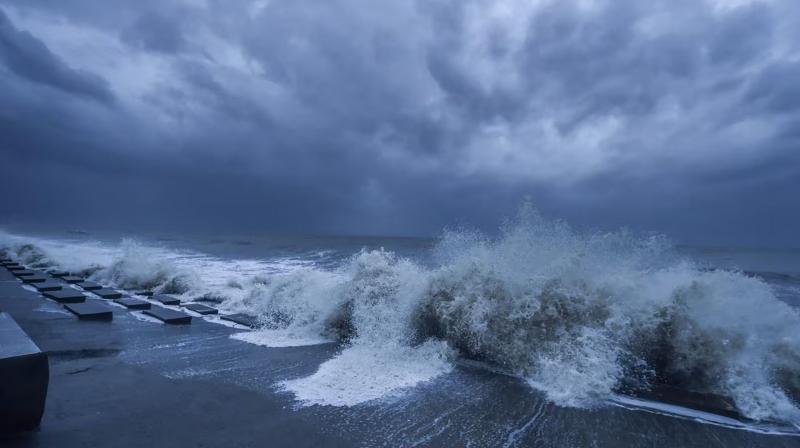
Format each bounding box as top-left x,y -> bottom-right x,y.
1,0 -> 799,246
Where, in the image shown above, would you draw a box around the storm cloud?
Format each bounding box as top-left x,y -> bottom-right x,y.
1,0 -> 799,246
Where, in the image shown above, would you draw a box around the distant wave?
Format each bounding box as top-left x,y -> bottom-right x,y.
2,208 -> 799,424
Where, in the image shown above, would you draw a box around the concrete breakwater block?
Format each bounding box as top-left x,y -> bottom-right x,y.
13,269 -> 35,276
153,294 -> 180,305
49,271 -> 70,277
64,303 -> 113,321
33,282 -> 62,292
118,297 -> 151,310
184,303 -> 218,315
43,290 -> 86,304
143,307 -> 191,324
221,313 -> 259,328
92,289 -> 122,300
22,275 -> 48,284
135,290 -> 154,297
2,262 -> 21,268
61,276 -> 83,284
0,312 -> 49,433
76,281 -> 102,291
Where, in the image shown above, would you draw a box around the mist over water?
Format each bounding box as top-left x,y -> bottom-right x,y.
2,207 -> 800,425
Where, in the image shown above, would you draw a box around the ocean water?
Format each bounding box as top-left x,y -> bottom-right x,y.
2,209 -> 800,437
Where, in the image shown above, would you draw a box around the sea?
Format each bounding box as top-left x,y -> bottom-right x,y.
2,210 -> 800,446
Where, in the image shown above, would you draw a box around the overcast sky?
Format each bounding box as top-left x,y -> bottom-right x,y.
1,0 -> 799,246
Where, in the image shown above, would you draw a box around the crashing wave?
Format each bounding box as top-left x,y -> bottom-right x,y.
1,208 -> 799,422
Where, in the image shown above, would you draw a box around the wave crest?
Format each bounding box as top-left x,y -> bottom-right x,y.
2,210 -> 799,421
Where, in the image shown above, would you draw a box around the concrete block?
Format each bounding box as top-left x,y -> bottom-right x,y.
64,302 -> 113,321
183,303 -> 218,315
13,269 -> 35,276
76,281 -> 102,291
0,312 -> 49,433
221,313 -> 259,328
153,294 -> 180,305
143,307 -> 192,325
61,276 -> 84,284
21,275 -> 48,284
33,282 -> 62,292
92,289 -> 123,300
43,290 -> 86,303
117,297 -> 151,310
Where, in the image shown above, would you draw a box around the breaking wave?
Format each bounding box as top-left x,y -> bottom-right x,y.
2,207 -> 800,423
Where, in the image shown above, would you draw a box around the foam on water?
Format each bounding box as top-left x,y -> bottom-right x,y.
3,207 -> 800,424
609,395 -> 800,436
279,341 -> 454,407
231,329 -> 334,348
0,229 -> 315,311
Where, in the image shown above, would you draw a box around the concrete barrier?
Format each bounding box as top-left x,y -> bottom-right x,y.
0,312 -> 49,433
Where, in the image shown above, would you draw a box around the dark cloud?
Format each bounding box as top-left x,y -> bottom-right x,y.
0,9 -> 113,103
121,11 -> 186,54
0,1 -> 799,247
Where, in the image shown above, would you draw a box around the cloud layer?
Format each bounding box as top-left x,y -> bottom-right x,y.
1,0 -> 799,246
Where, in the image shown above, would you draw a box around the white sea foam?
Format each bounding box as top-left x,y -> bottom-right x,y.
231,329 -> 334,348
280,341 -> 454,407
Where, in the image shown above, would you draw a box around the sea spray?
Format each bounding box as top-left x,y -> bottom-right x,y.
93,239 -> 197,293
280,249 -> 456,405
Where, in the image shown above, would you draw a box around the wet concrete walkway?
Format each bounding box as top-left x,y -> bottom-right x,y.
0,267 -> 348,447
